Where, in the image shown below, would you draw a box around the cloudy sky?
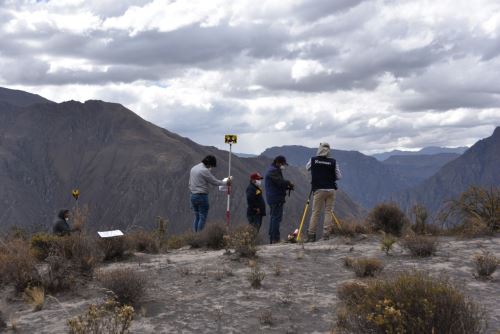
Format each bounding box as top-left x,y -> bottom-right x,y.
1,0 -> 500,154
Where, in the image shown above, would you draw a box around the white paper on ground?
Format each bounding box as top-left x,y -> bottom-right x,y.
98,230 -> 124,238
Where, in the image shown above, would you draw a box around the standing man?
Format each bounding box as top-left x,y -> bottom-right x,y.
189,155 -> 231,232
246,172 -> 266,233
265,155 -> 294,244
306,142 -> 341,242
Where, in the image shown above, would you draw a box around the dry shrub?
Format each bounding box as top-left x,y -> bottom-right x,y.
99,237 -> 127,261
343,257 -> 354,268
474,251 -> 498,278
98,269 -> 146,305
188,223 -> 227,250
71,205 -> 90,232
441,186 -> 500,235
227,225 -> 257,258
42,255 -> 75,293
68,299 -> 134,334
258,309 -> 274,326
330,218 -> 371,237
30,233 -> 61,261
402,235 -> 438,257
23,286 -> 45,311
0,239 -> 41,292
126,230 -> 160,254
66,234 -> 102,275
351,258 -> 384,277
247,266 -> 265,289
368,203 -> 409,237
336,272 -> 487,334
380,234 -> 397,255
166,234 -> 190,250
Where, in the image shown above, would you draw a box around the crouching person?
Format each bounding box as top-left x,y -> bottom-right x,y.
246,172 -> 266,233
53,209 -> 79,236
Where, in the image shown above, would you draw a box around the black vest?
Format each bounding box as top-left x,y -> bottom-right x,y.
310,156 -> 337,191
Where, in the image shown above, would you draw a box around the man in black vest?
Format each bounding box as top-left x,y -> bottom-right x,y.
306,142 -> 341,242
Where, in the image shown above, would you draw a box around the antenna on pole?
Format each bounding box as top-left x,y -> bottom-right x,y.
224,134 -> 237,226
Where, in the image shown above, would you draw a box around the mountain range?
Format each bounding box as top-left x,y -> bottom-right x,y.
372,146 -> 468,161
399,127 -> 500,213
0,87 -> 363,235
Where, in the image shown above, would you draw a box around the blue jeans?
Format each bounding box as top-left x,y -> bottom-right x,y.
269,203 -> 284,243
191,193 -> 209,232
247,215 -> 263,233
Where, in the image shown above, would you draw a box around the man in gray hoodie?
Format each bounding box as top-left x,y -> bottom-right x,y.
305,143 -> 341,242
189,155 -> 231,232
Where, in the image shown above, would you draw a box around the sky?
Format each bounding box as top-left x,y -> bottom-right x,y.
1,0 -> 500,154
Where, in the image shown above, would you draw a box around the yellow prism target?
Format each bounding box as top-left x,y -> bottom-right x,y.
72,189 -> 80,200
224,135 -> 237,144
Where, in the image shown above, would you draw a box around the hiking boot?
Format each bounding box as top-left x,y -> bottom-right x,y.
306,233 -> 316,243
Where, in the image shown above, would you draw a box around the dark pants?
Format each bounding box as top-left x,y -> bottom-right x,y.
247,215 -> 263,233
191,193 -> 209,232
269,203 -> 284,243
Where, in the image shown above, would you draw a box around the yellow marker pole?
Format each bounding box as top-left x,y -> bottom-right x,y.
296,190 -> 313,242
331,211 -> 341,228
224,135 -> 237,226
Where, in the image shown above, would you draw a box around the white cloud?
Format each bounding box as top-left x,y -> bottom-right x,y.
0,0 -> 499,155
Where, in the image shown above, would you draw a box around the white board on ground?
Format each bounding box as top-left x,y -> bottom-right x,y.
98,230 -> 124,238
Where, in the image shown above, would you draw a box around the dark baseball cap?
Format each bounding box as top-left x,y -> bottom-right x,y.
273,155 -> 288,165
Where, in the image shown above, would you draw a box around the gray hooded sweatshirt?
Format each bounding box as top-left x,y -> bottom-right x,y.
189,163 -> 227,194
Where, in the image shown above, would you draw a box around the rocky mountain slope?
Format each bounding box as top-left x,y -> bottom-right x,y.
0,88 -> 364,234
382,153 -> 461,186
399,127 -> 500,213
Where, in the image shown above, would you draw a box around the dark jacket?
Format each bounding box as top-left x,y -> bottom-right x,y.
310,156 -> 338,191
265,164 -> 292,205
53,210 -> 70,236
246,182 -> 266,216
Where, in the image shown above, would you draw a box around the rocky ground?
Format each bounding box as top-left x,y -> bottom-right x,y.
1,235 -> 499,333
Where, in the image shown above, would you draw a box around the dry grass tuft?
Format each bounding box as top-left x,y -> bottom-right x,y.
474,251 -> 498,278
380,234 -> 397,256
258,309 -> 274,326
98,269 -> 146,305
23,286 -> 45,311
351,257 -> 384,277
247,266 -> 265,289
402,235 -> 438,257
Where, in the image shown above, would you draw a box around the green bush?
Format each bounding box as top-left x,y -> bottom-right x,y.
368,203 -> 409,236
336,272 -> 487,334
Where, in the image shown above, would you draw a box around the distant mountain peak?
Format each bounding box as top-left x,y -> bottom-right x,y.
0,86 -> 53,107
